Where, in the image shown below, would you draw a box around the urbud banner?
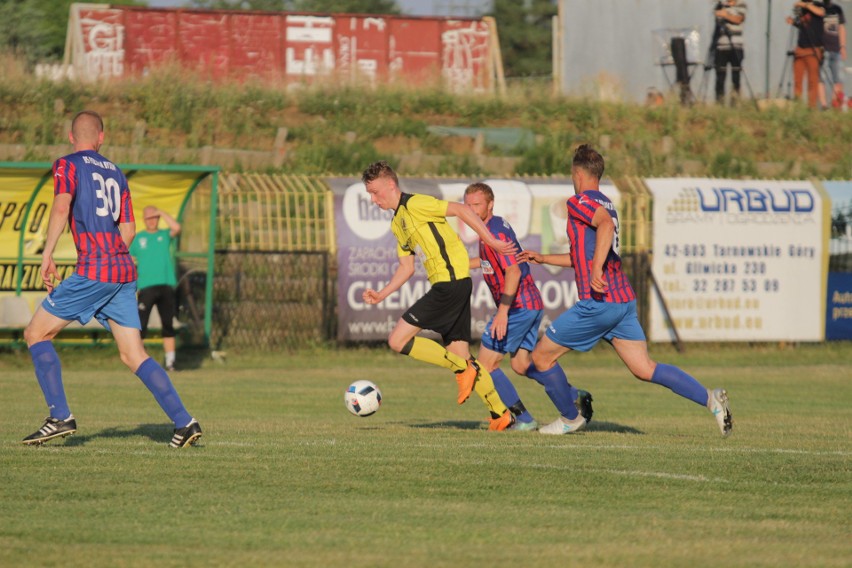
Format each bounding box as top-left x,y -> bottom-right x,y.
327,177 -> 620,342
647,178 -> 827,342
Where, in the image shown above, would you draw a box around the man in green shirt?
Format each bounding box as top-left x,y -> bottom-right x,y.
129,206 -> 181,371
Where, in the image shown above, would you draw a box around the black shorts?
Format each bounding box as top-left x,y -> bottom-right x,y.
137,284 -> 176,338
402,278 -> 472,345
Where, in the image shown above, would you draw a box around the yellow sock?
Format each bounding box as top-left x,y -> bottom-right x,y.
472,360 -> 508,416
406,337 -> 467,372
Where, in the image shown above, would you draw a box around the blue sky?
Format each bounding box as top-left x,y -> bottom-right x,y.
146,0 -> 492,17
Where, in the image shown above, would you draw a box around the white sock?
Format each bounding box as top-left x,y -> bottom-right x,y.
165,351 -> 176,367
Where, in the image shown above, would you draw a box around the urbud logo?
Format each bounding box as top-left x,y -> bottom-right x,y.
343,183 -> 393,240
666,185 -> 816,223
696,186 -> 814,213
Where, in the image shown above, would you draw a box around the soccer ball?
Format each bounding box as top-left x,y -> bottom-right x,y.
344,380 -> 382,417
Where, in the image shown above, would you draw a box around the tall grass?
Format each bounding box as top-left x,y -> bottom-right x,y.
1,52 -> 850,177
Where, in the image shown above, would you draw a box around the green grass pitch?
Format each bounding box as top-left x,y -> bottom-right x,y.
1,343 -> 850,567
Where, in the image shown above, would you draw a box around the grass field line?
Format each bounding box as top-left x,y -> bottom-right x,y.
408,441 -> 851,457
526,462 -> 727,483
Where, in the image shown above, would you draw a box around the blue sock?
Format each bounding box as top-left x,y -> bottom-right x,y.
29,341 -> 71,420
651,363 -> 709,406
526,362 -> 578,419
491,368 -> 535,423
135,357 -> 192,427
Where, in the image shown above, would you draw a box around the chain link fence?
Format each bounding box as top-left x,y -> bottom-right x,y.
210,251 -> 334,350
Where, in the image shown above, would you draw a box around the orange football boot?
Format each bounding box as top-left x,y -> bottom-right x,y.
488,409 -> 515,431
455,360 -> 479,404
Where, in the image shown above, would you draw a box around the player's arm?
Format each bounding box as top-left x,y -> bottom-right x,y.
363,254 -> 415,305
40,193 -> 72,292
469,257 -> 481,270
446,202 -> 516,257
157,208 -> 182,237
119,222 -> 136,249
589,206 -> 615,293
491,263 -> 520,340
518,249 -> 572,268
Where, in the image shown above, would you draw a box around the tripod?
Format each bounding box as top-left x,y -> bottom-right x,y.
775,10 -> 831,105
775,26 -> 798,99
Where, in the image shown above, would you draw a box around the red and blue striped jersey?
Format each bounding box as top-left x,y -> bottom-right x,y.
479,216 -> 543,310
53,150 -> 137,283
565,191 -> 635,303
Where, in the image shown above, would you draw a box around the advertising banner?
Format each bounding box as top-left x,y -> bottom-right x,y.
0,167 -> 199,315
328,177 -> 620,342
647,178 -> 826,342
824,181 -> 852,340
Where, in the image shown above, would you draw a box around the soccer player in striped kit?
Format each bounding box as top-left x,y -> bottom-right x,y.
21,110 -> 202,448
520,145 -> 733,436
464,182 -> 593,431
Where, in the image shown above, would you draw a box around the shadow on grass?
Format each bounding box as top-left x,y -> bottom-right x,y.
63,423 -> 174,446
408,420 -> 484,430
173,347 -> 210,371
585,421 -> 643,434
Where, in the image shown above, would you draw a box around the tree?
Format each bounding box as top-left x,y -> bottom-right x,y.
0,0 -> 141,66
489,0 -> 556,78
0,0 -> 73,64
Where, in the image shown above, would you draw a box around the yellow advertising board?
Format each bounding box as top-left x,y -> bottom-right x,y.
0,162 -> 219,344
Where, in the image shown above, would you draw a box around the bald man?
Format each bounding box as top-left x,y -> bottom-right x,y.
129,205 -> 182,371
21,110 -> 202,448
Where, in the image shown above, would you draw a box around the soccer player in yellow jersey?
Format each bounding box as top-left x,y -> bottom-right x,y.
361,161 -> 516,431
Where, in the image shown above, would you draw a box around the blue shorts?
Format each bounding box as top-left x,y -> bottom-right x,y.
545,299 -> 645,352
481,308 -> 543,355
42,273 -> 141,331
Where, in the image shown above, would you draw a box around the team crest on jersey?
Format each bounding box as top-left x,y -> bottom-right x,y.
481,260 -> 495,275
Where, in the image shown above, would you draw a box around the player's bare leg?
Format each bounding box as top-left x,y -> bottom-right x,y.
612,337 -> 732,436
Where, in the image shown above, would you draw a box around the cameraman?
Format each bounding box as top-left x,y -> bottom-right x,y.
819,0 -> 846,108
713,0 -> 748,105
787,0 -> 827,108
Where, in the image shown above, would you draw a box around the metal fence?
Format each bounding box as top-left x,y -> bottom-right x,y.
205,174 -> 336,349
211,251 -> 334,350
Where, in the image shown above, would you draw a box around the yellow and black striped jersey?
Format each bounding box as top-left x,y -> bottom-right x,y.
391,193 -> 470,285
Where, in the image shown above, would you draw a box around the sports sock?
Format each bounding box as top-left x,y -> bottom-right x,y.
472,361 -> 509,416
135,357 -> 192,427
29,341 -> 71,420
491,368 -> 534,423
651,363 -> 709,406
403,337 -> 467,372
165,351 -> 176,368
526,362 -> 578,420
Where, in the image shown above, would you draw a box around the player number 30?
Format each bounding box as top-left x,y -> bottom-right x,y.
92,172 -> 121,221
